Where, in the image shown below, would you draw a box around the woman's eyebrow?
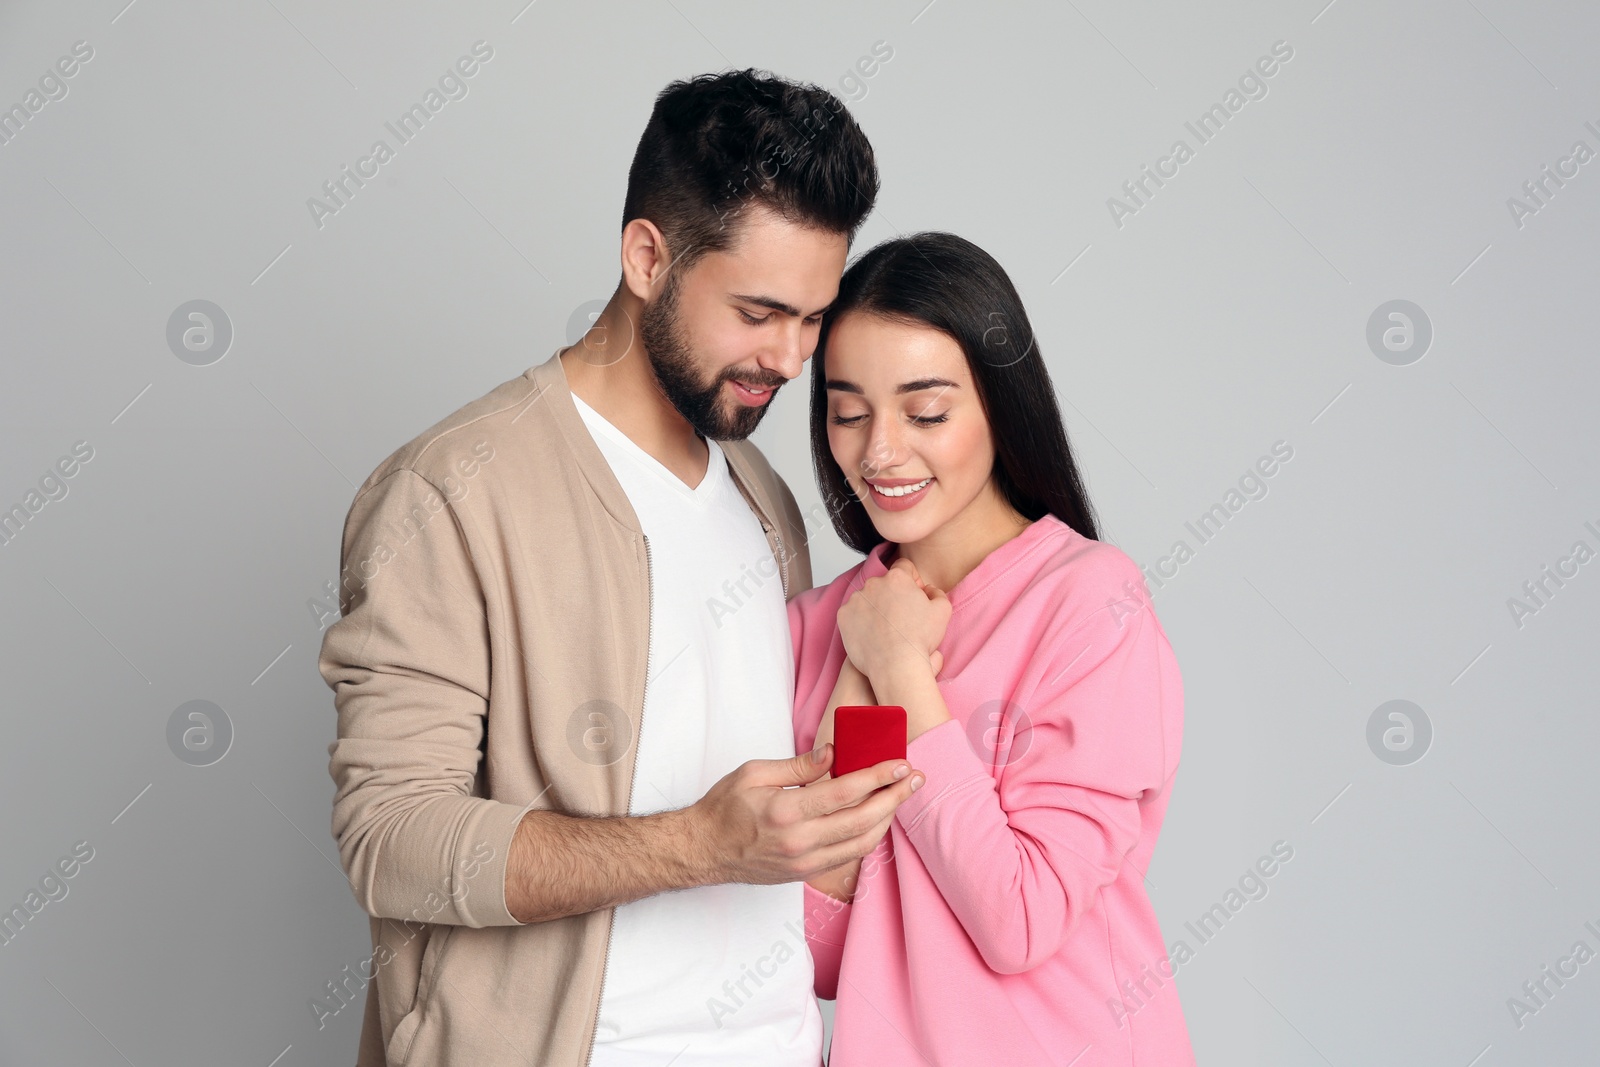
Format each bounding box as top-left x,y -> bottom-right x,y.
895,377 -> 960,394
825,377 -> 961,395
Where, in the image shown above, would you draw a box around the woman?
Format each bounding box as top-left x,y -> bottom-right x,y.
789,233 -> 1195,1065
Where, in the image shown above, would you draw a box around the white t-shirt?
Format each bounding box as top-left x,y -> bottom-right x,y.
571,394 -> 823,1067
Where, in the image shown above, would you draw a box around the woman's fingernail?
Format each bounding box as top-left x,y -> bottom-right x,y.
893,765 -> 909,779
911,774 -> 925,791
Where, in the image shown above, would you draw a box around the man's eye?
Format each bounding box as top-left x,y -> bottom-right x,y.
738,309 -> 770,325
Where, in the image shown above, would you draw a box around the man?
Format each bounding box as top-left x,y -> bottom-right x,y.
318,69 -> 924,1067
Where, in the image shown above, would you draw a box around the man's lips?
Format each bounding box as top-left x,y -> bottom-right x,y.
729,379 -> 778,405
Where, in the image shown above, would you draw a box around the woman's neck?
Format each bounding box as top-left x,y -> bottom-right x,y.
887,488 -> 1033,593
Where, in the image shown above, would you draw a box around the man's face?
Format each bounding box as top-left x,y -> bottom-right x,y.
639,206 -> 848,440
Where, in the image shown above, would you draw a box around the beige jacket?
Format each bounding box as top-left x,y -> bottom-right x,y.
318,349 -> 815,1066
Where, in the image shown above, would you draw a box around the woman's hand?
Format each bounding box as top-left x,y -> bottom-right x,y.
838,558 -> 951,691
804,644 -> 944,905
836,559 -> 955,745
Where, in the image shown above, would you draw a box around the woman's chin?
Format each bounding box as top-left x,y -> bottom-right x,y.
867,508 -> 939,546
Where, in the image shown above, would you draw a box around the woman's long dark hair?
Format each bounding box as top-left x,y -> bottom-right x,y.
809,232 -> 1101,555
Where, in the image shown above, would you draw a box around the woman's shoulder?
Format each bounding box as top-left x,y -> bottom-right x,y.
1041,519 -> 1143,581
1028,518 -> 1153,635
1013,521 -> 1178,698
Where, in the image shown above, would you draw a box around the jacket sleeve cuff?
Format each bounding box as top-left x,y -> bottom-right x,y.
469,797 -> 542,927
895,717 -> 993,833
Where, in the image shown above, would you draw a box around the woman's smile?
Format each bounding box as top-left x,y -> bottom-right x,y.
865,476 -> 935,509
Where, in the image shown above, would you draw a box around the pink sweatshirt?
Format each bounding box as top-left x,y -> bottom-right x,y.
790,514 -> 1195,1066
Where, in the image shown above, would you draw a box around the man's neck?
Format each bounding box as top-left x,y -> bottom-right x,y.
560,330 -> 709,487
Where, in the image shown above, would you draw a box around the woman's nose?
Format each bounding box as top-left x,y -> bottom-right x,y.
859,417 -> 905,479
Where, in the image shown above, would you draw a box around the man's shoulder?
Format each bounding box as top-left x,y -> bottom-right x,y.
719,436 -> 818,594
719,436 -> 791,508
718,434 -> 776,475
352,363 -> 553,504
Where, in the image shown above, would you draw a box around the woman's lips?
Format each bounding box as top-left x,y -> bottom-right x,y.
866,477 -> 934,511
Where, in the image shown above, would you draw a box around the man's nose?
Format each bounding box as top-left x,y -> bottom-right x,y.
761,320 -> 808,381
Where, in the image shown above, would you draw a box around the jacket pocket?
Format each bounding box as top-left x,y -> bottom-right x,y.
384,925 -> 454,1066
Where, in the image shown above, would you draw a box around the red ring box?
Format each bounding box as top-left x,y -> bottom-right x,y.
832,705 -> 908,778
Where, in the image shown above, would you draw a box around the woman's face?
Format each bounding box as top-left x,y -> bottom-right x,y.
823,312 -> 1000,546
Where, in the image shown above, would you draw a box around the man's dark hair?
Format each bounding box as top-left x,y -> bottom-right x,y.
622,68 -> 878,273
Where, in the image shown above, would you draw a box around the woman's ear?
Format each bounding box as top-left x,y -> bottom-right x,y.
619,217 -> 672,301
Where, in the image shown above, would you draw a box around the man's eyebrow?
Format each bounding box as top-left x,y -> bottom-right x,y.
824,377 -> 961,395
729,293 -> 833,318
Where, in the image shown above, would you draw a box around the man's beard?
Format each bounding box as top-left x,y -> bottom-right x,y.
639,272 -> 778,441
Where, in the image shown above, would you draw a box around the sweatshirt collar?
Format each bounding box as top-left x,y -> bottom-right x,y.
861,513 -> 1067,610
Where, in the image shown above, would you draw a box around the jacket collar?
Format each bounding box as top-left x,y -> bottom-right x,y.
528,349 -> 643,534
526,348 -> 783,540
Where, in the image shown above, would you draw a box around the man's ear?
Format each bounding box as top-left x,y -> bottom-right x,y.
620,218 -> 672,302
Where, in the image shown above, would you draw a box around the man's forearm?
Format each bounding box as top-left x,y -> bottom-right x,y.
505,805 -> 723,924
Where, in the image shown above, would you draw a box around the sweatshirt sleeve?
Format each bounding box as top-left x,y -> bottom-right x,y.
790,589 -> 854,1000
803,881 -> 852,1000
320,468 -> 539,929
890,590 -> 1173,975
788,594 -> 804,676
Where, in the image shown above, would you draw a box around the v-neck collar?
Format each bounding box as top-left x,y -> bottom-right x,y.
570,390 -> 724,501
860,514 -> 1067,611
527,347 -> 797,597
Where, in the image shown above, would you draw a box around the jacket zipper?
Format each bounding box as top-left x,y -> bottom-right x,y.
772,521 -> 788,599
635,532 -> 653,817
585,531 -> 653,1067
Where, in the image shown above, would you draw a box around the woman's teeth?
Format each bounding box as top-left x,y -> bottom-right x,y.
870,477 -> 932,497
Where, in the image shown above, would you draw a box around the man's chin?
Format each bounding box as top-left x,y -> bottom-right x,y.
705,410 -> 764,442
695,396 -> 767,442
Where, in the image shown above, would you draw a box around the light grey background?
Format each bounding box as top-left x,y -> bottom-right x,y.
2,0 -> 1597,1064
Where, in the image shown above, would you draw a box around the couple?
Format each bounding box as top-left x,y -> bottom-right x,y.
320,68 -> 1193,1066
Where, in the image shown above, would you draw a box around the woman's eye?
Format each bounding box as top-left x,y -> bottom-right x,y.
830,413 -> 867,426
912,414 -> 949,426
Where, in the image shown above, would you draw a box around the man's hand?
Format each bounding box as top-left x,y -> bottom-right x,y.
690,745 -> 923,887
503,667 -> 931,924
